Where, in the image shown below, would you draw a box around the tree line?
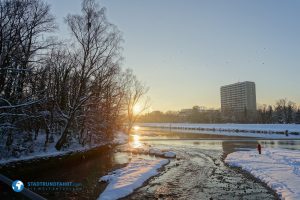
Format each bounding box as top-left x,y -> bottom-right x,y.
0,0 -> 147,154
138,99 -> 300,124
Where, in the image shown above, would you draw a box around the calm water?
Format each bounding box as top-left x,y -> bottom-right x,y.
136,127 -> 300,152
2,126 -> 300,199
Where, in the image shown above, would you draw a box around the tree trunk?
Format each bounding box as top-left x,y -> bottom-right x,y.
55,115 -> 73,150
55,127 -> 69,150
44,125 -> 50,147
34,127 -> 39,140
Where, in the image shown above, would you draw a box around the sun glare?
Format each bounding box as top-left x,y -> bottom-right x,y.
133,104 -> 141,114
133,134 -> 139,142
133,125 -> 140,131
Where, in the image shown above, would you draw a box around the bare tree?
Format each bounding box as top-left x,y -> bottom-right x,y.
55,0 -> 122,150
123,69 -> 149,133
0,0 -> 56,100
275,99 -> 296,123
0,0 -> 56,151
0,0 -> 146,157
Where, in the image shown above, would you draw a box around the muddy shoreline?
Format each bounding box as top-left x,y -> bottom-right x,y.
221,150 -> 280,200
118,159 -> 171,200
122,158 -> 280,200
106,136 -> 281,200
121,138 -> 278,200
224,163 -> 280,200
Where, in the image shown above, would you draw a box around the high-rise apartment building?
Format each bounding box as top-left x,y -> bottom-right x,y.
220,81 -> 257,113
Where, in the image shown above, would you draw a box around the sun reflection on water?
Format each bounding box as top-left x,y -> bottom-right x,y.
133,125 -> 140,131
130,134 -> 142,148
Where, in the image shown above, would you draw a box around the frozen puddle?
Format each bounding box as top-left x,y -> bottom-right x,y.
98,157 -> 169,200
225,148 -> 300,200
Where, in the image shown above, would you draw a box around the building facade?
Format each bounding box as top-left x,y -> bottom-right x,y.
220,81 -> 257,113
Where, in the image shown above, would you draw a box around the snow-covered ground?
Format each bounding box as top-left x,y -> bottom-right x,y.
225,148 -> 300,200
0,131 -> 128,165
99,157 -> 169,200
139,123 -> 300,139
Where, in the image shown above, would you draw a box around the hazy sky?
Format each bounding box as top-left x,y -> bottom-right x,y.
46,0 -> 300,111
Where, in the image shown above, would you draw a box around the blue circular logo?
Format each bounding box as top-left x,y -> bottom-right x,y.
12,180 -> 24,192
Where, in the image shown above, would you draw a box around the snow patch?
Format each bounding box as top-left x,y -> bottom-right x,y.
98,158 -> 169,200
225,148 -> 300,200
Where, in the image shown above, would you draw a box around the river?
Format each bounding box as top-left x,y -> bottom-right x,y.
2,126 -> 300,199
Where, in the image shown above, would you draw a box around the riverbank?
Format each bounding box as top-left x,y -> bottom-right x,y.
0,132 -> 128,166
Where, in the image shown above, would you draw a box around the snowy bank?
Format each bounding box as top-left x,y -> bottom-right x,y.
225,148 -> 300,200
98,158 -> 169,200
0,132 -> 128,165
139,123 -> 300,139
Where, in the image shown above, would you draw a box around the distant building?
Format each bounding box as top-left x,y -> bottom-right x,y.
220,81 -> 257,113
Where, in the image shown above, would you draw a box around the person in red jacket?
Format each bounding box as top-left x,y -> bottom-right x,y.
257,144 -> 262,154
